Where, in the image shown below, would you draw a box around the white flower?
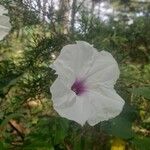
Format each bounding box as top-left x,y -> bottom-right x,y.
0,5 -> 11,41
50,41 -> 124,126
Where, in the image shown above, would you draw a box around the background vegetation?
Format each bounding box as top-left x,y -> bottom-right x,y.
0,0 -> 150,149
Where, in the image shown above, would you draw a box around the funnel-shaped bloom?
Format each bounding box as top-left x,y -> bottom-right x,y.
0,5 -> 11,41
50,41 -> 124,126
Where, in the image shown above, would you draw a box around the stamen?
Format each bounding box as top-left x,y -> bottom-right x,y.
71,79 -> 87,95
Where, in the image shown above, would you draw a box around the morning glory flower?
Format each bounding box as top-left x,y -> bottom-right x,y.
50,41 -> 124,126
0,5 -> 11,41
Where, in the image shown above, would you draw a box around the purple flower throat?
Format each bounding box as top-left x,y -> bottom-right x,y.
71,79 -> 87,95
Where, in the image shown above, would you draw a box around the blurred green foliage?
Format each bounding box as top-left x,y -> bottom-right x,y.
0,0 -> 150,149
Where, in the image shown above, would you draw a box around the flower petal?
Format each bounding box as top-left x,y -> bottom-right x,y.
85,51 -> 120,88
0,5 -> 11,40
50,77 -> 90,125
85,88 -> 124,126
56,96 -> 88,126
50,77 -> 76,109
50,41 -> 124,126
50,41 -> 97,86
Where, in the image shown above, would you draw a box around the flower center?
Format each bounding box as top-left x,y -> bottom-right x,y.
71,79 -> 87,95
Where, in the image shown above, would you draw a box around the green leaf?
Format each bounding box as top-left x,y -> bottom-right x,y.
0,74 -> 22,97
0,141 -> 8,150
106,117 -> 133,139
101,104 -> 136,139
52,117 -> 69,145
0,113 -> 23,128
23,131 -> 54,150
132,87 -> 150,100
0,141 -> 4,150
132,136 -> 150,150
0,113 -> 24,138
24,117 -> 69,148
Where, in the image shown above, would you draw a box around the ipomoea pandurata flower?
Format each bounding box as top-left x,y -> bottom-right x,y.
50,41 -> 124,126
0,5 -> 11,41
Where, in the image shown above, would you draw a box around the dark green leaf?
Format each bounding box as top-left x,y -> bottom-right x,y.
132,87 -> 150,100
132,136 -> 150,150
101,104 -> 136,139
52,117 -> 69,145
